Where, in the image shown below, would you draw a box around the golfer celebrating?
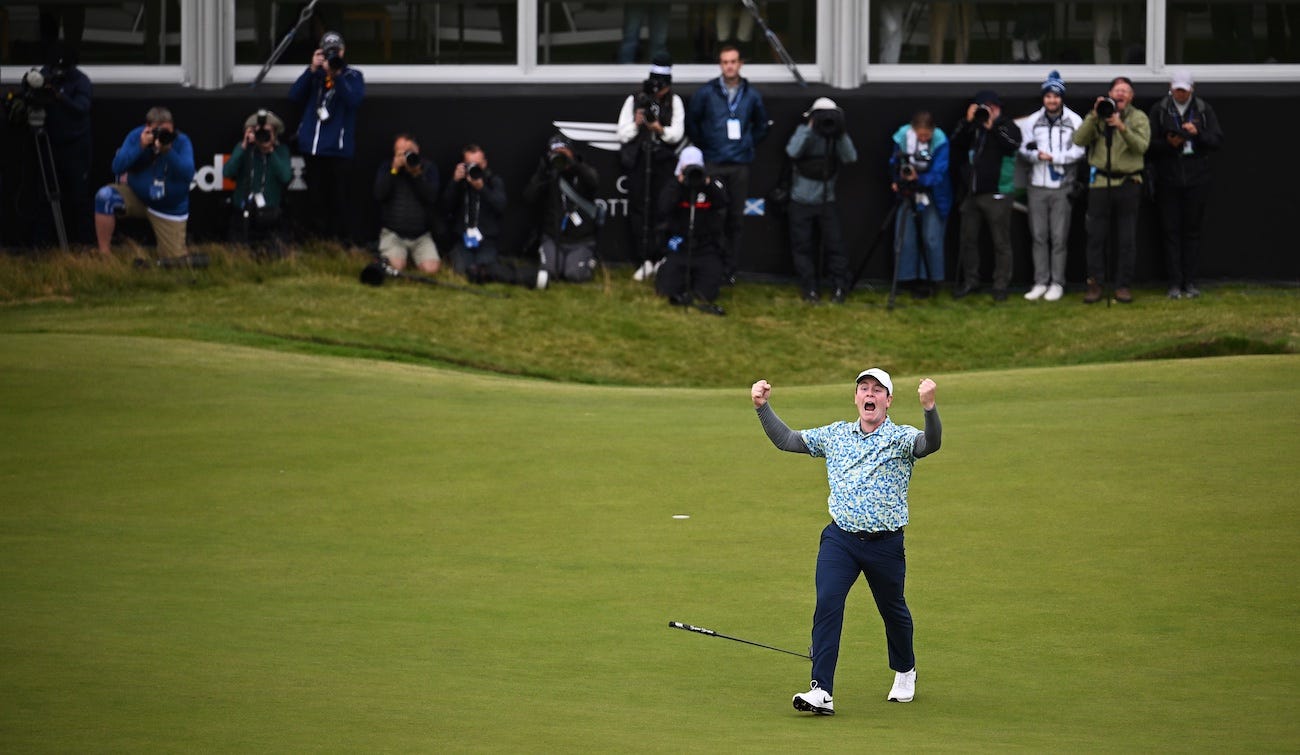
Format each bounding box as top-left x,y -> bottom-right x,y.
752,369 -> 941,715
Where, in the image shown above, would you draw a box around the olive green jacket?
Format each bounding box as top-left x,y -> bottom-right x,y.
1073,106 -> 1150,189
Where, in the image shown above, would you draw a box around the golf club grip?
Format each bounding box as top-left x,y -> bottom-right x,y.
668,621 -> 716,636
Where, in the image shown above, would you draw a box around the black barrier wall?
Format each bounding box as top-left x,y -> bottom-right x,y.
5,81 -> 1299,282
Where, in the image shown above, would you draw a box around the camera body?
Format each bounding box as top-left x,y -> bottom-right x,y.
972,104 -> 993,126
323,42 -> 345,72
548,149 -> 572,172
463,162 -> 485,181
252,110 -> 275,145
404,150 -> 421,169
681,164 -> 706,190
1095,97 -> 1118,119
5,68 -> 55,128
151,127 -> 177,146
811,108 -> 845,139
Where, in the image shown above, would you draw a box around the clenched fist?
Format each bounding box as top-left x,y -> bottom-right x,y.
918,378 -> 937,410
751,379 -> 772,408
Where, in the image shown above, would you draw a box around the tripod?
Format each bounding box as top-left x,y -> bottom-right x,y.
29,114 -> 69,251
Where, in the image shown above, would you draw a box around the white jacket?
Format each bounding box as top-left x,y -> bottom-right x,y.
1017,106 -> 1086,189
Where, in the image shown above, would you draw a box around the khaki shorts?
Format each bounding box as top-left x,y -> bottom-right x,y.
379,228 -> 440,267
110,182 -> 188,259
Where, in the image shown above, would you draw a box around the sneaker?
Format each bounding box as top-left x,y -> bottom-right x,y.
1115,287 -> 1133,303
1044,283 -> 1064,302
888,668 -> 916,703
1024,284 -> 1048,301
831,288 -> 846,304
535,270 -> 549,290
632,260 -> 653,281
1083,279 -> 1103,304
793,682 -> 834,715
1167,287 -> 1182,300
1183,285 -> 1201,299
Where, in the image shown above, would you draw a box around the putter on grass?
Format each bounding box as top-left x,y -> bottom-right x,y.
668,621 -> 811,660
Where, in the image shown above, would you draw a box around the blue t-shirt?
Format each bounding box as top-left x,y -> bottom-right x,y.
801,417 -> 923,532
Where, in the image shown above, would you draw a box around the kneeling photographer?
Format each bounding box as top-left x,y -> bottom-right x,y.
889,111 -> 952,298
785,97 -> 857,304
440,143 -> 508,282
224,109 -> 292,255
523,134 -> 601,289
653,147 -> 729,316
374,133 -> 441,274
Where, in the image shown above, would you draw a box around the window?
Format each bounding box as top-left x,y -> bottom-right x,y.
1,2 -> 182,66
1167,1 -> 1300,64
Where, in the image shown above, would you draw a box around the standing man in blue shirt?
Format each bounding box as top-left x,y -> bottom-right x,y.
288,31 -> 365,243
686,44 -> 769,282
752,369 -> 942,715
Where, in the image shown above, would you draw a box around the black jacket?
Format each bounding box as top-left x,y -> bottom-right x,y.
40,65 -> 93,146
374,159 -> 440,239
522,156 -> 600,242
950,114 -> 1022,196
656,177 -> 729,258
1146,95 -> 1223,188
441,171 -> 508,239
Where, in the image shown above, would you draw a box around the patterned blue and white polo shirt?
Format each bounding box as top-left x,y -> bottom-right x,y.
801,417 -> 923,533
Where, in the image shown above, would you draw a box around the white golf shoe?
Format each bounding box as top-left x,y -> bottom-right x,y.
1044,283 -> 1064,302
792,681 -> 834,715
1024,284 -> 1048,301
888,668 -> 916,702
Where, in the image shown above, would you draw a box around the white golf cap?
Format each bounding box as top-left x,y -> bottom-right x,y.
675,145 -> 704,177
802,97 -> 840,118
855,368 -> 893,395
1170,69 -> 1194,91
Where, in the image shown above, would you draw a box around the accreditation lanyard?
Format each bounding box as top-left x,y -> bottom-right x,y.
720,79 -> 743,141
1171,102 -> 1197,155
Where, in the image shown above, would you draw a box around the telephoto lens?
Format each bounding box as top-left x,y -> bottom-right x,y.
1096,97 -> 1117,119
404,151 -> 420,168
972,105 -> 991,125
153,128 -> 177,145
254,127 -> 272,144
465,163 -> 484,181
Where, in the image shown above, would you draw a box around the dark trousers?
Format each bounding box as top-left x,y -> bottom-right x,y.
811,522 -> 914,695
958,193 -> 1013,290
705,162 -> 749,275
625,160 -> 673,264
1157,182 -> 1209,290
1084,182 -> 1141,288
303,155 -> 352,243
788,200 -> 849,294
655,250 -> 725,302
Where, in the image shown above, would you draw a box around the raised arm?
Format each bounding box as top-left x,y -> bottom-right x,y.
913,378 -> 943,458
752,380 -> 810,454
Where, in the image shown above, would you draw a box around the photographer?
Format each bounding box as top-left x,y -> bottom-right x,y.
1147,71 -> 1223,300
32,42 -> 94,246
889,111 -> 952,299
224,109 -> 292,255
523,135 -> 601,289
785,97 -> 858,304
1017,71 -> 1085,302
94,106 -> 195,260
374,133 -> 441,274
1073,76 -> 1150,304
654,147 -> 729,316
441,144 -> 508,281
617,54 -> 686,282
949,90 -> 1022,301
288,31 -> 365,243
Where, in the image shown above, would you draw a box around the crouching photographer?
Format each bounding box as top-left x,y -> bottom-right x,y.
785,97 -> 858,304
889,111 -> 952,298
441,143 -> 508,282
223,109 -> 292,255
654,147 -> 729,316
374,133 -> 441,274
523,134 -> 602,290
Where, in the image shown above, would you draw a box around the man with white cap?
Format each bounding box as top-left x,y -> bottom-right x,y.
654,146 -> 729,315
1147,70 -> 1224,300
751,369 -> 942,715
785,97 -> 858,304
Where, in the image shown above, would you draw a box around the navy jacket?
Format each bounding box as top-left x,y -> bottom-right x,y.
40,65 -> 93,146
288,65 -> 365,158
686,77 -> 769,165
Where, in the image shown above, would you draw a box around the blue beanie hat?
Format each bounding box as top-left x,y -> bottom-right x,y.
1042,70 -> 1066,95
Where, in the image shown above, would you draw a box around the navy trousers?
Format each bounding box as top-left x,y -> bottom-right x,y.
811,522 -> 914,694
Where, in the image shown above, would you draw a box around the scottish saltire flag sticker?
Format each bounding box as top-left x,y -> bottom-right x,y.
744,198 -> 765,216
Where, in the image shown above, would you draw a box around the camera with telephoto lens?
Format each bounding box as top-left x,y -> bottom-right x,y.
4,68 -> 56,128
404,150 -> 420,169
972,104 -> 992,125
548,148 -> 572,172
682,164 -> 706,190
463,162 -> 484,181
151,126 -> 177,146
1095,97 -> 1117,119
323,42 -> 345,72
253,109 -> 274,145
812,108 -> 845,139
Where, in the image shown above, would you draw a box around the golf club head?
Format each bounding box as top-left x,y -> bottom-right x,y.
360,261 -> 388,286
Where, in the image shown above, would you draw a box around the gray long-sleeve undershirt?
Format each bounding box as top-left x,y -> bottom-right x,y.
756,401 -> 942,457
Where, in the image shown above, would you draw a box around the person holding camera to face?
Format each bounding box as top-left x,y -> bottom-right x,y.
654,147 -> 729,316
441,144 -> 508,282
786,98 -> 858,304
94,106 -> 195,260
617,54 -> 686,282
889,111 -> 952,299
1073,76 -> 1150,304
523,135 -> 601,290
1147,71 -> 1223,300
288,31 -> 365,244
1017,71 -> 1086,303
29,42 -> 94,247
374,133 -> 441,275
949,90 -> 1022,301
224,109 -> 292,255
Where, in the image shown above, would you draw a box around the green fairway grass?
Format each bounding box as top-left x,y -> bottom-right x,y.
1,334 -> 1297,752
